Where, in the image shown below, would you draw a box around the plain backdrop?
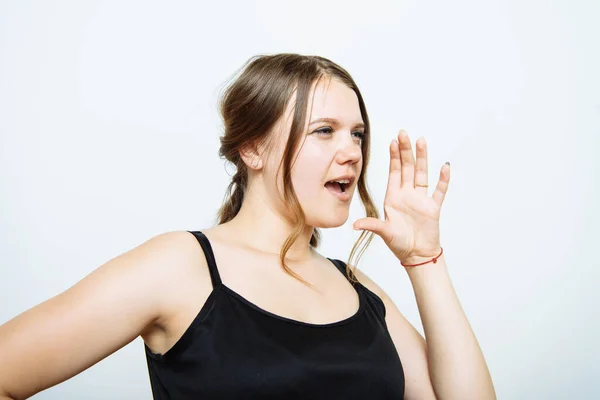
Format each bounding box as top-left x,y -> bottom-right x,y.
1,0 -> 598,398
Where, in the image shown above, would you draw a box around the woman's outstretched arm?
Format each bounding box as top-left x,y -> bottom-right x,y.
0,231 -> 188,399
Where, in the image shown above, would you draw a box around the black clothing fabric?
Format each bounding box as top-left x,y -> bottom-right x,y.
144,231 -> 405,399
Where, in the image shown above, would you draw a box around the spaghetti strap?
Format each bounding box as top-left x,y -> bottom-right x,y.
187,231 -> 222,288
145,237 -> 405,398
327,258 -> 356,282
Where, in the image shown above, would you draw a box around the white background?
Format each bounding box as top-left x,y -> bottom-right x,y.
1,0 -> 598,398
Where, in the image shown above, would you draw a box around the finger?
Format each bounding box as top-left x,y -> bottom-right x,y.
353,217 -> 389,242
388,139 -> 401,189
414,137 -> 429,195
397,130 -> 415,188
432,162 -> 451,206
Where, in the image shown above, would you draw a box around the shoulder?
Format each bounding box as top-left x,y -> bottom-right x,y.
336,261 -> 388,303
145,230 -> 202,254
125,230 -> 207,283
0,230 -> 212,398
146,229 -> 210,277
142,230 -> 209,267
353,268 -> 384,296
98,230 -> 209,301
130,230 -> 211,318
132,229 -> 218,343
328,258 -> 391,312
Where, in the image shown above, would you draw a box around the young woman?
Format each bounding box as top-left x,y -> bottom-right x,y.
0,54 -> 496,399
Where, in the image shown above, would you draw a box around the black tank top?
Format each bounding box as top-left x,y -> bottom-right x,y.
144,231 -> 405,399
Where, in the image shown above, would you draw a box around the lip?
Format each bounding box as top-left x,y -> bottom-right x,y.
324,174 -> 356,202
326,186 -> 352,201
326,175 -> 356,186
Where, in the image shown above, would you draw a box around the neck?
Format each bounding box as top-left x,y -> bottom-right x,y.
222,186 -> 315,262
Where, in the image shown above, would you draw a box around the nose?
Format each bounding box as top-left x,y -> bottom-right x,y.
334,134 -> 362,165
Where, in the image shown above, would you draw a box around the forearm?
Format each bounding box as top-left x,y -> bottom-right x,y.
405,254 -> 496,399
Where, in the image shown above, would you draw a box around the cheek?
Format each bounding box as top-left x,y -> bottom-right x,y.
290,147 -> 328,198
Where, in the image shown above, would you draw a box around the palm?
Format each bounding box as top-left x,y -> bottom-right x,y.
354,130 -> 450,262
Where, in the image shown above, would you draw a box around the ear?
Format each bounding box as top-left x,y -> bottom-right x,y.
239,143 -> 263,170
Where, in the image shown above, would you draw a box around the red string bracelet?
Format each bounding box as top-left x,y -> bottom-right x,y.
401,247 -> 444,268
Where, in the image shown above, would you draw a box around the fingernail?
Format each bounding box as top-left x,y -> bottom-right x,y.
445,161 -> 450,166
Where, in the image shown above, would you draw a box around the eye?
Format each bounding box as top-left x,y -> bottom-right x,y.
313,127 -> 333,136
352,131 -> 365,141
312,127 -> 365,145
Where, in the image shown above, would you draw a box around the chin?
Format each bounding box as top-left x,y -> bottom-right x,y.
308,212 -> 349,229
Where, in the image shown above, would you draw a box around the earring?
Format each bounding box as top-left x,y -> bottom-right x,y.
252,159 -> 259,168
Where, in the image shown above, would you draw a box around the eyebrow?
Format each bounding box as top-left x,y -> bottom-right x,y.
309,117 -> 365,130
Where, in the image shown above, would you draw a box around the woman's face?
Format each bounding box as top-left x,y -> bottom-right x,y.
264,77 -> 365,228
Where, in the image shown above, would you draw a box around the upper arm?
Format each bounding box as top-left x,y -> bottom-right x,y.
0,230 -> 192,399
354,268 -> 437,400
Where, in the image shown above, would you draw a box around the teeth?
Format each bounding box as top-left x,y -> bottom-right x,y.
332,179 -> 350,184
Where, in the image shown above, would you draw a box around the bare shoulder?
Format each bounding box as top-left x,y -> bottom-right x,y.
351,267 -> 388,301
93,229 -> 210,328
136,229 -> 210,280
0,229 -> 206,399
139,230 -> 226,357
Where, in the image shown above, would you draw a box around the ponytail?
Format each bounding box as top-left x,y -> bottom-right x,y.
217,166 -> 247,224
216,163 -> 320,248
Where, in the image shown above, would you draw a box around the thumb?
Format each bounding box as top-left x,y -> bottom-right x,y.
353,218 -> 386,237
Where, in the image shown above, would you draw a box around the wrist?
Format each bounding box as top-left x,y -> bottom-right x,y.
400,247 -> 443,268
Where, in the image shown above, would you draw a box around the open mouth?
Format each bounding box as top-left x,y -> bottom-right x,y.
324,178 -> 351,194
